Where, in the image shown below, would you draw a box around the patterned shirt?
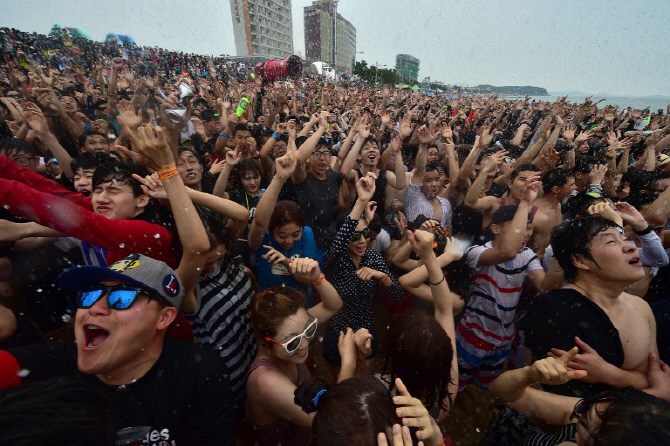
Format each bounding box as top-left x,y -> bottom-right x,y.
323,216 -> 403,335
184,257 -> 257,403
404,182 -> 453,226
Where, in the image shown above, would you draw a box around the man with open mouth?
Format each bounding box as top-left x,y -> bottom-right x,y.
0,254 -> 236,446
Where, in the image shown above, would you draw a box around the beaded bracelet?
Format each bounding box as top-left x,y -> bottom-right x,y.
157,167 -> 179,181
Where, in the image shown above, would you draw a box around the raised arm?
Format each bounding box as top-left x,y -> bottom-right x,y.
340,118 -> 370,182
212,148 -> 240,198
385,132 -> 407,190
248,152 -> 297,252
476,175 -> 541,266
126,125 -> 210,312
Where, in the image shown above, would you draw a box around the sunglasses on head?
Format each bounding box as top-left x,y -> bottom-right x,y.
265,317 -> 318,354
77,285 -> 158,310
351,228 -> 372,242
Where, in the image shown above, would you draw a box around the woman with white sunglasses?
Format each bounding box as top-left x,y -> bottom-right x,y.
246,257 -> 364,446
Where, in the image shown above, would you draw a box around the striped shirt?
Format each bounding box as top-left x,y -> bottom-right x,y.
460,242 -> 542,347
184,257 -> 257,402
404,182 -> 452,226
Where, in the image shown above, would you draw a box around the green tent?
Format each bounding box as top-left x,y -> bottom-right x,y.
411,84 -> 420,91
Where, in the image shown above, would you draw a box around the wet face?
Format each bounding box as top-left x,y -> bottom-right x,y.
581,228 -> 645,283
177,151 -> 203,187
74,280 -> 175,379
422,168 -> 441,199
233,130 -> 252,148
204,118 -> 221,135
347,219 -> 369,257
272,223 -> 303,250
272,141 -> 287,158
240,170 -> 261,195
426,147 -> 440,164
508,170 -> 535,200
310,147 -> 330,174
59,95 -> 78,113
83,135 -> 110,154
74,168 -> 96,197
92,180 -> 148,220
93,119 -> 111,134
556,177 -> 576,199
361,141 -> 380,167
270,308 -> 312,362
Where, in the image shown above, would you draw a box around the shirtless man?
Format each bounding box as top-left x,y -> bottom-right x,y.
520,215 -> 658,398
530,168 -> 576,258
464,162 -> 542,232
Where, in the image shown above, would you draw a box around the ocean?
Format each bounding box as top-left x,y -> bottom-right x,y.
525,95 -> 670,111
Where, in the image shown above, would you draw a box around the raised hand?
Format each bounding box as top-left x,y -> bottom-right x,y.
338,328 -> 358,368
407,228 -> 435,260
441,124 -> 453,141
528,347 -> 587,385
575,130 -> 595,144
353,328 -> 373,359
355,172 -> 377,202
392,378 -> 442,446
275,152 -> 297,180
209,158 -> 226,175
23,102 -> 50,137
589,164 -> 607,185
131,173 -> 167,199
364,201 -> 377,224
521,174 -> 542,203
398,113 -> 413,139
561,123 -> 576,143
116,100 -> 143,129
290,257 -> 322,283
119,125 -> 174,171
611,201 -> 648,231
417,125 -> 438,145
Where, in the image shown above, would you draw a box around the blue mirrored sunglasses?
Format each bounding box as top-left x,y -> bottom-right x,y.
77,285 -> 152,310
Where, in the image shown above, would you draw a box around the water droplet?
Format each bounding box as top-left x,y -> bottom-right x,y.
154,233 -> 161,238
119,243 -> 125,249
2,204 -> 9,209
61,314 -> 72,323
36,288 -> 42,293
17,369 -> 30,378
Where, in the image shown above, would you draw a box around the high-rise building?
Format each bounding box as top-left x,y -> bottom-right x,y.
229,0 -> 294,58
304,0 -> 356,74
395,54 -> 420,83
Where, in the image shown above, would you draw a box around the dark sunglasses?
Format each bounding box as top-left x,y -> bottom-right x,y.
351,228 -> 372,242
77,285 -> 156,310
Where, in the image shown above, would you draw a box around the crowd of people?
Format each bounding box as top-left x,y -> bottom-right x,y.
1,26 -> 670,446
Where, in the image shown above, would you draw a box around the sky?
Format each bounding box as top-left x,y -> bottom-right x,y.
2,0 -> 669,96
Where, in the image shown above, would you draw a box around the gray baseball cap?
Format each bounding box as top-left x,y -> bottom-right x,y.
59,254 -> 182,308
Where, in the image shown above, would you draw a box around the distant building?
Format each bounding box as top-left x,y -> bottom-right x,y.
395,54 -> 420,82
304,0 -> 356,74
229,0 -> 294,58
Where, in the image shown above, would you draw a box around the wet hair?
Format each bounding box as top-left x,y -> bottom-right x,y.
92,160 -> 148,197
249,286 -> 306,346
574,155 -> 602,173
367,213 -> 382,234
425,161 -> 441,174
78,130 -> 108,148
269,200 -> 306,233
232,123 -> 252,137
563,192 -> 609,221
620,168 -> 659,193
623,192 -> 658,212
202,214 -> 231,251
510,163 -> 541,181
550,216 -> 622,283
587,388 -> 670,446
316,138 -> 333,150
234,158 -> 262,187
381,310 -> 453,412
0,137 -> 39,158
0,377 -> 116,446
305,377 -> 401,446
70,152 -> 110,174
177,146 -> 203,165
542,168 -> 573,193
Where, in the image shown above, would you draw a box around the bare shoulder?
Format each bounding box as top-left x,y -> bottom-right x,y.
620,291 -> 654,320
247,363 -> 295,398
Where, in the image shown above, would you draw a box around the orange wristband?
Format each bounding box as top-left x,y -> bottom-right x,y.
157,167 -> 179,180
312,273 -> 326,286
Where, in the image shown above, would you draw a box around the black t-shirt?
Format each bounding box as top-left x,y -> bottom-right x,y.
291,170 -> 343,249
228,188 -> 261,239
9,339 -> 236,446
519,288 -> 624,398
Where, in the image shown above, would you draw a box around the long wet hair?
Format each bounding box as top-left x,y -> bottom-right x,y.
381,310 -> 454,413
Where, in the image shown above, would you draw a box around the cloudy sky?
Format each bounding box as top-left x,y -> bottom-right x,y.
2,0 -> 669,96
